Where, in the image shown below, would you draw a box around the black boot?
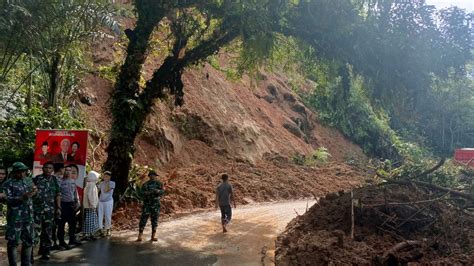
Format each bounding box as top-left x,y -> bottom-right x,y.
7,245 -> 17,266
40,246 -> 50,261
21,246 -> 32,266
30,246 -> 34,264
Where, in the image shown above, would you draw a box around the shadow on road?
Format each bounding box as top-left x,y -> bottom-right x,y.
2,200 -> 313,265
43,238 -> 218,265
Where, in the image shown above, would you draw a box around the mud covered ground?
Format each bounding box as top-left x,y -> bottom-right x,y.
113,155 -> 368,230
275,183 -> 473,265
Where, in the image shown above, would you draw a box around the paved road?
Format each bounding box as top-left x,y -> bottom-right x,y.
7,200 -> 314,265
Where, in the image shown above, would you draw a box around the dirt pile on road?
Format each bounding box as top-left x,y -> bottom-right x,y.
112,153 -> 367,230
275,182 -> 474,265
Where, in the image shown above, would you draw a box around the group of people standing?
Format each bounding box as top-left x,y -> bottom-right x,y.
0,161 -> 115,265
0,160 -> 235,265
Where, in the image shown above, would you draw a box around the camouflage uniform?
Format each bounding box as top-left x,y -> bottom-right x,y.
3,177 -> 35,248
139,180 -> 165,232
32,174 -> 60,254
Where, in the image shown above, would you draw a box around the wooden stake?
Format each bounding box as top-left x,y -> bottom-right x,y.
351,190 -> 354,239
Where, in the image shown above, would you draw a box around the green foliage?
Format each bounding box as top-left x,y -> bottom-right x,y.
98,64 -> 121,82
416,72 -> 474,156
373,140 -> 468,188
305,64 -> 400,159
0,105 -> 83,167
291,147 -> 332,166
206,54 -> 241,81
310,147 -> 331,164
291,152 -> 306,166
0,0 -> 117,109
382,158 -> 464,189
122,164 -> 153,201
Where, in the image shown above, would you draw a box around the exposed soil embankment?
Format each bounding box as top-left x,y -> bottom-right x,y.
79,18 -> 370,230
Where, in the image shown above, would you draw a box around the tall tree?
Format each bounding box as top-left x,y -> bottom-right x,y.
104,0 -> 285,196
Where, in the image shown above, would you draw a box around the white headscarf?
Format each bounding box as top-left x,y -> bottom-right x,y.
84,171 -> 99,208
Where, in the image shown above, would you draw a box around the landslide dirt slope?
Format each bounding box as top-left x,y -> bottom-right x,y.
79,19 -> 369,229
275,184 -> 473,265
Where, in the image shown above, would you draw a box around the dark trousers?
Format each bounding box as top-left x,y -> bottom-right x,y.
57,202 -> 77,244
219,205 -> 232,224
52,216 -> 60,245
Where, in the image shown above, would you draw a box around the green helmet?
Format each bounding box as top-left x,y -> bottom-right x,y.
11,162 -> 29,172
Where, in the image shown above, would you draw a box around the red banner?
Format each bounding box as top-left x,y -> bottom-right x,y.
33,129 -> 89,188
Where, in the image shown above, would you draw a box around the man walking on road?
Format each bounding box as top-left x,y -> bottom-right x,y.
216,174 -> 236,233
137,170 -> 166,242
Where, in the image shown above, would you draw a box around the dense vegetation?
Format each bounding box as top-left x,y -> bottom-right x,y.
0,0 -> 472,194
0,0 -> 115,165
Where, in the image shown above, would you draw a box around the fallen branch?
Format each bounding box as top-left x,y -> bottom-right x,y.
376,158 -> 445,180
365,192 -> 451,207
378,240 -> 422,264
384,240 -> 422,256
395,193 -> 449,229
376,227 -> 405,242
390,180 -> 473,201
411,158 -> 446,179
350,190 -> 354,239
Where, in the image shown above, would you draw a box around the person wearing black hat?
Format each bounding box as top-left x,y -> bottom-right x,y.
136,170 -> 165,242
4,162 -> 37,266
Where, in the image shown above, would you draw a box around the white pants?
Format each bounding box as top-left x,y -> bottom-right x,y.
98,200 -> 113,230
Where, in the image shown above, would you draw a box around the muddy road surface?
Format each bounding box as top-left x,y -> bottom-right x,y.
37,200 -> 314,265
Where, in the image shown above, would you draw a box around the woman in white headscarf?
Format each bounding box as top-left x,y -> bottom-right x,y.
83,171 -> 100,240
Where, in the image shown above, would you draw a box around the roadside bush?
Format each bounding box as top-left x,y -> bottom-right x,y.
304,66 -> 400,160
291,147 -> 332,167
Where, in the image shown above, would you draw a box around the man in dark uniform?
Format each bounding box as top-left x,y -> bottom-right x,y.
32,161 -> 61,260
136,170 -> 165,242
4,162 -> 37,266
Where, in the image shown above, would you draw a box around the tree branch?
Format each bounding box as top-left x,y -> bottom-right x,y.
389,180 -> 473,201
139,27 -> 239,106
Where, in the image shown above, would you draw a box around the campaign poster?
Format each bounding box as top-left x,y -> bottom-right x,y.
33,129 -> 89,188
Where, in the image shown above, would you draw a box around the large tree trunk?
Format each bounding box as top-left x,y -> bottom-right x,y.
103,8 -> 163,200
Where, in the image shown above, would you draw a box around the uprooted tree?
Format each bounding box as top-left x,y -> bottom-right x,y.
104,0 -> 473,197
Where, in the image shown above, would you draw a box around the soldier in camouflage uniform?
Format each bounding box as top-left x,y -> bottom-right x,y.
136,170 -> 166,242
32,161 -> 61,261
4,162 -> 37,266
